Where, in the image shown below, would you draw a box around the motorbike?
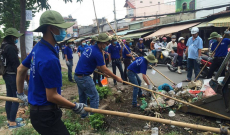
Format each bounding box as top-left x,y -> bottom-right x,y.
199,55 -> 212,78
167,55 -> 187,72
153,47 -> 171,65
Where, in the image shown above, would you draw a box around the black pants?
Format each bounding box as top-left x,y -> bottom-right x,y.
93,71 -> 103,87
30,109 -> 69,135
123,58 -> 131,81
207,57 -> 225,79
112,59 -> 124,84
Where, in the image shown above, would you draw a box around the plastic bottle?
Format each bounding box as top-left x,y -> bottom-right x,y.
151,127 -> 158,135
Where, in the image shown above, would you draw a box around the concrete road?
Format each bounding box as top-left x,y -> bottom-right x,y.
60,52 -> 192,87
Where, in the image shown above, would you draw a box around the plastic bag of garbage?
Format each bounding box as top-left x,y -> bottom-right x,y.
166,99 -> 175,106
203,87 -> 216,98
168,91 -> 175,96
158,83 -> 173,92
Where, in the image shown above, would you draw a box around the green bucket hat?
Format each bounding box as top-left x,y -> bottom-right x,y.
209,32 -> 221,40
33,10 -> 74,32
2,28 -> 23,39
96,33 -> 111,42
112,36 -> 117,41
91,36 -> 98,41
126,38 -> 133,43
144,54 -> 158,63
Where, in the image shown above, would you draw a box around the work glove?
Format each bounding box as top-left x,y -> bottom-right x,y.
66,61 -> 70,66
208,57 -> 213,61
224,29 -> 230,34
72,103 -> 87,114
196,57 -> 202,64
16,92 -> 28,106
148,85 -> 152,90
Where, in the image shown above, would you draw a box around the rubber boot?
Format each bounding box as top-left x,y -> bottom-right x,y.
177,67 -> 182,74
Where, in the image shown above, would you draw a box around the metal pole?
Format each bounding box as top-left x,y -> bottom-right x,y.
92,0 -> 100,34
113,0 -> 117,32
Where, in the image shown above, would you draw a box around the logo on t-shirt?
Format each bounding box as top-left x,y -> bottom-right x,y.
136,58 -> 143,66
83,47 -> 92,58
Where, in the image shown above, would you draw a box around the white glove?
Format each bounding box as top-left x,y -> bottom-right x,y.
196,57 -> 202,64
72,103 -> 87,114
66,61 -> 70,66
16,92 -> 28,106
224,29 -> 230,34
148,85 -> 152,90
208,57 -> 213,61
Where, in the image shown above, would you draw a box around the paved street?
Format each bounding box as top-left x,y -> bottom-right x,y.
60,52 -> 191,87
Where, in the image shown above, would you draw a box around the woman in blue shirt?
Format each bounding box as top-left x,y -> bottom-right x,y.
77,40 -> 88,57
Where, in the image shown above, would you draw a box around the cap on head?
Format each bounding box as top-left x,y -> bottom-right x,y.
191,27 -> 199,34
162,37 -> 167,40
112,36 -> 117,41
33,10 -> 74,32
2,28 -> 23,39
178,37 -> 185,42
171,35 -> 176,39
91,36 -> 98,41
144,54 -> 158,64
139,38 -> 143,41
208,32 -> 221,40
96,33 -> 111,43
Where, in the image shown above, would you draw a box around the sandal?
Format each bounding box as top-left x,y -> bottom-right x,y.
182,79 -> 191,82
8,122 -> 25,129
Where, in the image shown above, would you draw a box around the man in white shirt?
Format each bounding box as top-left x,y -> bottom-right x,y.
166,35 -> 178,66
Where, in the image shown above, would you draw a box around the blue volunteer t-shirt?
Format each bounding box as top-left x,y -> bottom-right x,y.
128,57 -> 148,74
62,45 -> 66,51
137,42 -> 145,49
78,45 -> 89,54
211,38 -> 230,57
75,45 -> 105,75
108,44 -> 121,59
186,36 -> 203,59
22,39 -> 62,106
122,44 -> 131,59
64,46 -> 73,59
55,45 -> 59,53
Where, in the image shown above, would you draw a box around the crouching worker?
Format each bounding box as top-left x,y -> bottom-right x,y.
127,54 -> 158,107
16,10 -> 87,135
74,33 -> 123,118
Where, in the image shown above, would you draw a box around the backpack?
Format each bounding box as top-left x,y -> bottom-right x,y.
0,44 -> 8,75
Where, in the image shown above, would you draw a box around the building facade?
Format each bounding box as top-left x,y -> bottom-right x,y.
124,0 -> 175,20
63,15 -> 78,37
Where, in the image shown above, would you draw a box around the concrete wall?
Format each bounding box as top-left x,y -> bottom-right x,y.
102,22 -> 129,32
195,0 -> 229,19
79,25 -> 94,36
160,12 -> 195,25
67,22 -> 77,34
143,18 -> 160,27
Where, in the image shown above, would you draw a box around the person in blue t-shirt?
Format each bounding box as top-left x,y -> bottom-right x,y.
127,54 -> 158,107
122,38 -> 134,82
77,40 -> 88,57
61,43 -> 66,59
74,33 -> 123,118
16,10 -> 86,135
108,36 -> 124,85
183,27 -> 203,82
207,32 -> 230,78
64,41 -> 74,82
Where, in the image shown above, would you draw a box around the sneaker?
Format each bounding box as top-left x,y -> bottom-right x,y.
8,122 -> 25,129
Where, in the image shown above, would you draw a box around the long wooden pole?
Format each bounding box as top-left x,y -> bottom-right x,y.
146,75 -> 160,107
92,0 -> 100,34
93,71 -> 230,120
194,26 -> 230,81
106,19 -> 176,85
0,96 -> 228,134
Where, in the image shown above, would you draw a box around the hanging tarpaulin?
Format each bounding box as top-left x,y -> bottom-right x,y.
209,16 -> 230,27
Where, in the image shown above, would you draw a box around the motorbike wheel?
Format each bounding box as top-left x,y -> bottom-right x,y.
200,68 -> 208,78
168,65 -> 177,72
164,58 -> 171,65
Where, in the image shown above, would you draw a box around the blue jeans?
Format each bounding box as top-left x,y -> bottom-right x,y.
74,75 -> 99,118
67,59 -> 73,81
112,59 -> 124,84
187,58 -> 200,80
152,50 -> 156,57
177,56 -> 183,66
127,70 -> 142,106
3,74 -> 19,122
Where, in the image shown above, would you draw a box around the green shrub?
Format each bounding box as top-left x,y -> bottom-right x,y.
0,115 -> 6,128
64,119 -> 82,135
96,86 -> 111,100
13,126 -> 39,135
89,113 -> 105,130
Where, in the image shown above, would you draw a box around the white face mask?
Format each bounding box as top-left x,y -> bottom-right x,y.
172,39 -> 176,42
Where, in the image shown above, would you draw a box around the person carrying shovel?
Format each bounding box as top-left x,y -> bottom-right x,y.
74,33 -> 123,119
127,54 -> 158,107
16,10 -> 87,135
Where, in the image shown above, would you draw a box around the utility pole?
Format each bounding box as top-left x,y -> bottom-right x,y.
92,0 -> 100,34
113,0 -> 117,32
20,0 -> 26,61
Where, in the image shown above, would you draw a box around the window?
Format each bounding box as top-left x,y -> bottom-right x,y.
150,1 -> 152,4
182,2 -> 187,11
189,0 -> 195,10
140,1 -> 143,3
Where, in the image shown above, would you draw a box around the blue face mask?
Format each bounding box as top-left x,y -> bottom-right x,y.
52,28 -> 66,42
14,39 -> 18,44
82,43 -> 86,46
113,41 -> 117,44
129,42 -> 132,46
212,39 -> 217,43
